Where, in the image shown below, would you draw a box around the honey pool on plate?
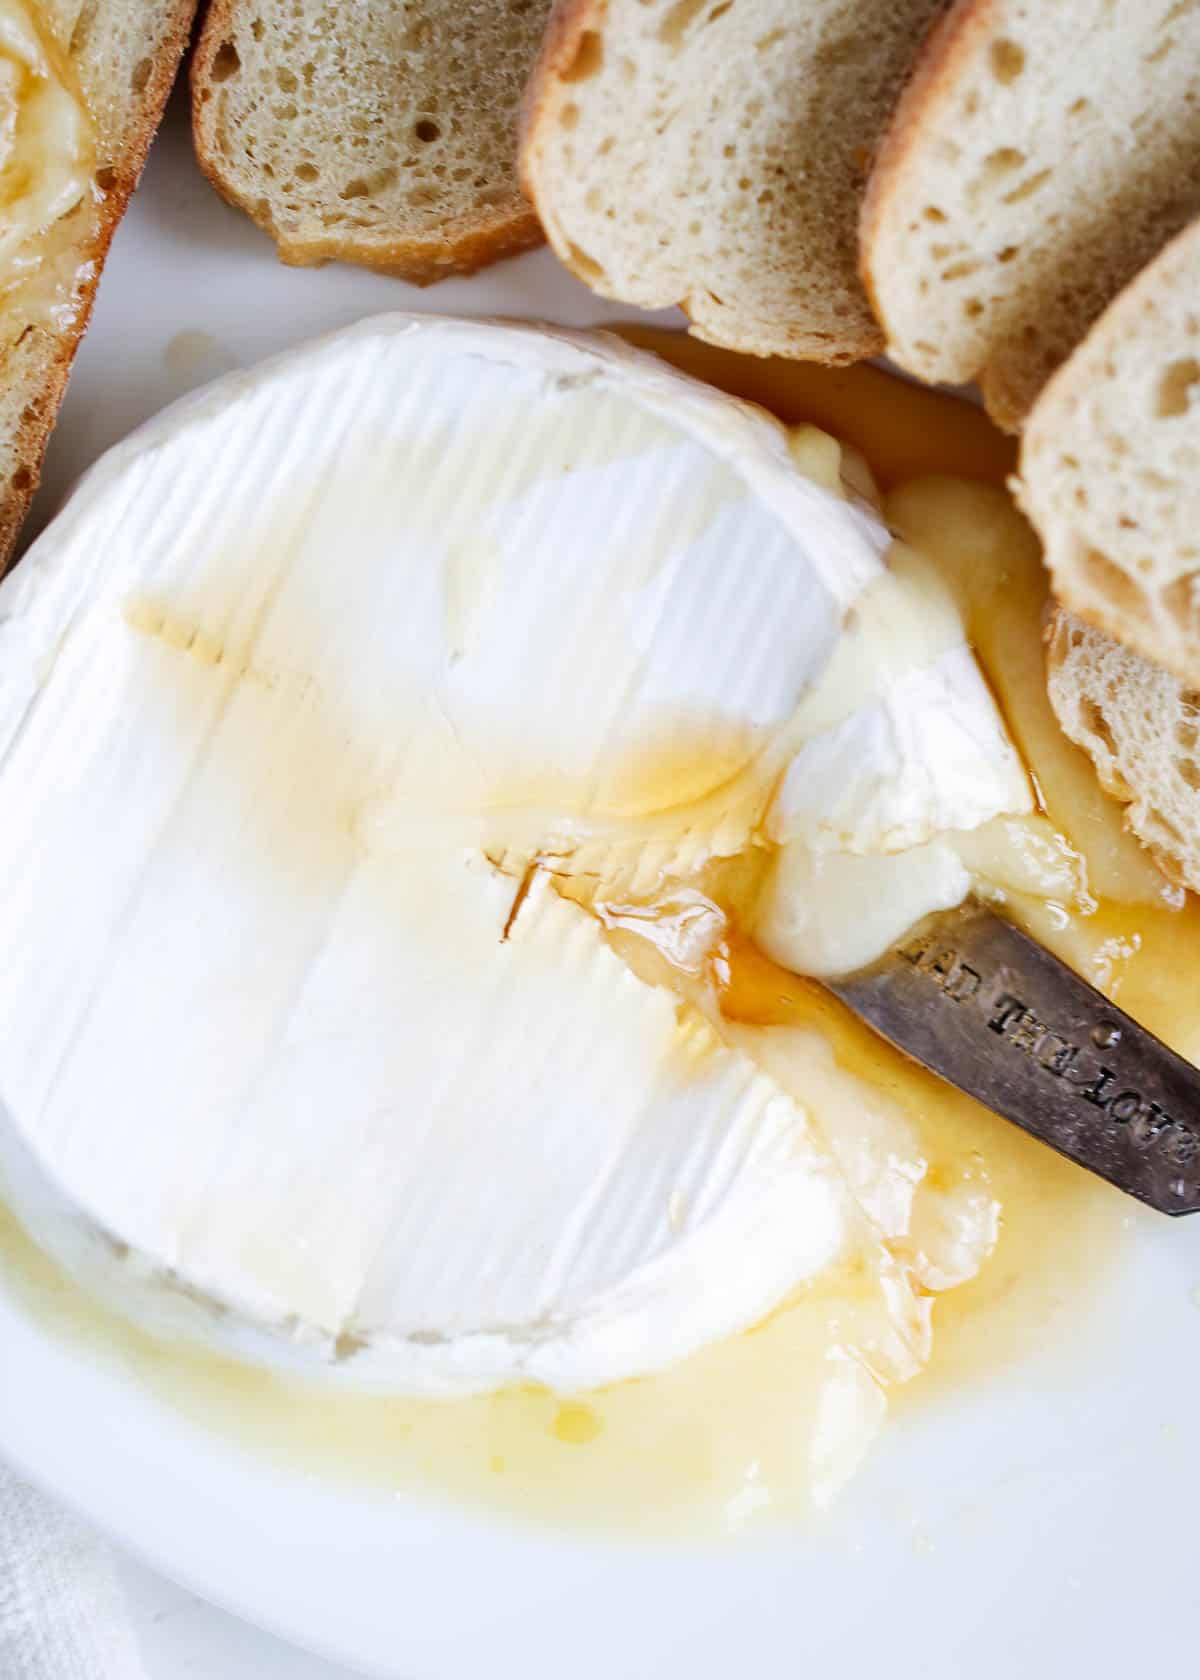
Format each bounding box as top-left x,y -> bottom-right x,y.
3,335 -> 1190,1535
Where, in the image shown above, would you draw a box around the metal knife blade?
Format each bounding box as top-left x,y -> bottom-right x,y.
824,903 -> 1200,1215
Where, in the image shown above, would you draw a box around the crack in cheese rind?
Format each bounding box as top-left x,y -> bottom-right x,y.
0,318 -> 888,893
0,317 -> 1014,1397
0,843 -> 875,1394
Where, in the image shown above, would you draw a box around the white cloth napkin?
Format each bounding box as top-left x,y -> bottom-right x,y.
0,1465 -> 148,1680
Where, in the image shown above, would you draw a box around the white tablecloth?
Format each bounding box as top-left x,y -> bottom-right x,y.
1,1470 -> 361,1680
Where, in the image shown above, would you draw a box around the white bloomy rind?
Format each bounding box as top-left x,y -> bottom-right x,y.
0,316 -> 1011,1394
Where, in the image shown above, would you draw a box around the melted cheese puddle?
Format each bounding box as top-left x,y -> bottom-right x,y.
3,336 -> 1185,1534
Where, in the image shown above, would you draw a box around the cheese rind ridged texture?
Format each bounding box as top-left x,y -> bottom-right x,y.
0,318 -> 1007,1395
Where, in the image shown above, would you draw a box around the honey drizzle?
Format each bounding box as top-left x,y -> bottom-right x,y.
0,332 -> 1170,1535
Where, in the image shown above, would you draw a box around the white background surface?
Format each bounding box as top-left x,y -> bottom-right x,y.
122,1559 -> 363,1680
7,76 -> 1200,1680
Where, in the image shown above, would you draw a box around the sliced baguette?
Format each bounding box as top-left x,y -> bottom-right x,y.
520,0 -> 949,362
0,0 -> 196,571
1046,609 -> 1200,896
1018,216 -> 1200,687
192,0 -> 552,284
861,0 -> 1200,430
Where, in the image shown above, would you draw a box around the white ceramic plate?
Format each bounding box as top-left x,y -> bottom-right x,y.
5,92 -> 1200,1680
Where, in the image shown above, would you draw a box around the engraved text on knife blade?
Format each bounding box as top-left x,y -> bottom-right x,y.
895,927 -> 1200,1168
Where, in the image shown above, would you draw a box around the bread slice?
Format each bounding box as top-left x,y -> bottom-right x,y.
1046,609 -> 1200,895
0,0 -> 196,572
1018,216 -> 1200,687
520,0 -> 949,362
861,0 -> 1200,430
192,0 -> 552,284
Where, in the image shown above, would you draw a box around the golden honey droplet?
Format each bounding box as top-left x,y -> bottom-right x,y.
551,1402 -> 603,1446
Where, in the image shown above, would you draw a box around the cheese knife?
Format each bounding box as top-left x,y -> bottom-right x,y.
825,902 -> 1200,1215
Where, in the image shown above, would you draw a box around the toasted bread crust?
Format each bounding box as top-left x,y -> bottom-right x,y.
516,0 -> 609,297
861,0 -> 1022,421
1018,215 -> 1200,687
517,0 -> 600,181
862,0 -> 1200,431
0,333 -> 75,569
859,0 -> 990,335
192,0 -> 545,284
523,0 -> 948,363
0,1 -> 197,573
524,0 -> 782,350
1045,605 -> 1199,895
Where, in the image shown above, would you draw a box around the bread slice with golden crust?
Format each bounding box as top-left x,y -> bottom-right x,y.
1046,608 -> 1200,896
520,0 -> 949,362
192,0 -> 552,284
861,0 -> 1200,430
0,0 -> 196,572
1019,216 -> 1200,687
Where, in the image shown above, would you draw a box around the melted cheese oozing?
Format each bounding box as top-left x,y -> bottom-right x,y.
0,316 -> 1015,1406
0,2 -> 93,308
0,328 -> 1184,1531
